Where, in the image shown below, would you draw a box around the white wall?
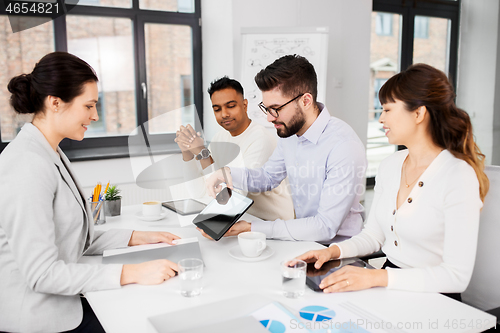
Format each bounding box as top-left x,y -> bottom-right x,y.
200,0 -> 234,141
71,0 -> 373,204
494,3 -> 500,165
457,0 -> 500,165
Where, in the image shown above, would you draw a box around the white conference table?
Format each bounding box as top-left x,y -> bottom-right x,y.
81,205 -> 496,333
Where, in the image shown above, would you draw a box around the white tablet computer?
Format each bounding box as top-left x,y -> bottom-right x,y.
192,191 -> 253,241
162,199 -> 207,216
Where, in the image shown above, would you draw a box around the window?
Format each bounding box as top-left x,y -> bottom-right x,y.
144,23 -> 194,135
367,0 -> 460,184
414,16 -> 429,39
368,12 -> 401,178
376,13 -> 393,36
413,16 -> 451,73
67,15 -> 137,138
0,0 -> 202,160
373,78 -> 388,111
140,0 -> 195,13
0,16 -> 55,143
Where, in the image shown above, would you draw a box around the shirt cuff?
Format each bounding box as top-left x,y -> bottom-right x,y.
251,220 -> 273,238
229,167 -> 246,191
333,240 -> 360,259
329,243 -> 343,258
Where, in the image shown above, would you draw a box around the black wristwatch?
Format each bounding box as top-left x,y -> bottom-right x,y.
195,148 -> 211,160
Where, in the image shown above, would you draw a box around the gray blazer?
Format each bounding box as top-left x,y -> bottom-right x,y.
0,123 -> 132,333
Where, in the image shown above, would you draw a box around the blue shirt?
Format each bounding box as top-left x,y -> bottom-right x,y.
230,104 -> 366,242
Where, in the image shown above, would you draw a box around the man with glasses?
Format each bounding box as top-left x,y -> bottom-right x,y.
203,55 -> 366,243
174,76 -> 294,221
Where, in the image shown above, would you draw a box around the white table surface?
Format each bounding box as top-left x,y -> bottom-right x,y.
81,205 -> 496,333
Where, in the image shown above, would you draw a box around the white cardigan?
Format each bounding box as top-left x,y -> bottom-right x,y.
336,149 -> 482,293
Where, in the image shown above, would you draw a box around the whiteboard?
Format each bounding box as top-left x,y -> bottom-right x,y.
240,27 -> 329,127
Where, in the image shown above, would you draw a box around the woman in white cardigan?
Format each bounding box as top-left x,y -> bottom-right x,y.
296,63 -> 489,300
0,52 -> 180,333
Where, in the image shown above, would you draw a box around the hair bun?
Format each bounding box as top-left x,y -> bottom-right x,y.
7,74 -> 38,114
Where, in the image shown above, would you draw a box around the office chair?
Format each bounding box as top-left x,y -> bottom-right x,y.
462,165 -> 500,327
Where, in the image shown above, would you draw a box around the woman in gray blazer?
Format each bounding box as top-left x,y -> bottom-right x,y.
0,52 -> 180,333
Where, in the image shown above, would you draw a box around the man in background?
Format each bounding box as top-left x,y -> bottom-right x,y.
174,76 -> 294,221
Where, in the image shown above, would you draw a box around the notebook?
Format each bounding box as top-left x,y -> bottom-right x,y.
102,238 -> 203,265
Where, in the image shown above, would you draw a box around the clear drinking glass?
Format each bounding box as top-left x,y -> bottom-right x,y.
281,260 -> 307,298
178,258 -> 203,297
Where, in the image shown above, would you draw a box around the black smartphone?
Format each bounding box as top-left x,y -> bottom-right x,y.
305,259 -> 373,292
215,186 -> 232,205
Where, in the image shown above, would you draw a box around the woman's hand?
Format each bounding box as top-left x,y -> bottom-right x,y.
319,266 -> 388,293
121,260 -> 178,285
295,245 -> 340,269
128,231 -> 181,246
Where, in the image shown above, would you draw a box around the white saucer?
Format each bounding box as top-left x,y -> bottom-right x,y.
135,211 -> 167,222
228,246 -> 274,262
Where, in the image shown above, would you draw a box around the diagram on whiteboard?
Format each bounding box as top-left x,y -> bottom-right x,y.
241,28 -> 329,127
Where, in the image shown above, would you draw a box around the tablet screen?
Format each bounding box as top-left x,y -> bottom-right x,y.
193,191 -> 253,241
162,199 -> 207,216
306,259 -> 373,292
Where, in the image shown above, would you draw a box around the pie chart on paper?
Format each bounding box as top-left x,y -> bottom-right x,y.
259,319 -> 286,333
299,305 -> 336,322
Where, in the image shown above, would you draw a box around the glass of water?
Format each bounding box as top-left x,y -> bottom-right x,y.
281,260 -> 307,298
178,258 -> 204,297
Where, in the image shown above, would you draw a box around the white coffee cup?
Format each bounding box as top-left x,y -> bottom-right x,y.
142,201 -> 161,216
238,232 -> 266,258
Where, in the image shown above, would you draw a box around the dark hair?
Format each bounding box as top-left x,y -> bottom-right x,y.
207,76 -> 244,97
379,63 -> 489,201
254,54 -> 318,102
7,51 -> 98,115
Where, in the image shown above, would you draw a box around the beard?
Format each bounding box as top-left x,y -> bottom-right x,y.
274,105 -> 306,138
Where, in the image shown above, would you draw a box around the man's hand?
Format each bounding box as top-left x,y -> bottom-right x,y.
128,231 -> 181,246
196,220 -> 251,240
225,220 -> 251,236
174,124 -> 205,160
196,227 -> 214,241
206,167 -> 233,198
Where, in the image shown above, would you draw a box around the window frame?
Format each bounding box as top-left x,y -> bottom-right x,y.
367,0 -> 460,187
0,0 -> 202,161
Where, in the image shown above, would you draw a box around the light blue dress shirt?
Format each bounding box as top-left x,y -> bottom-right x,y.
230,103 -> 367,242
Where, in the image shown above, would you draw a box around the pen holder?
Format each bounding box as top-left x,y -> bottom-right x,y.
89,199 -> 106,225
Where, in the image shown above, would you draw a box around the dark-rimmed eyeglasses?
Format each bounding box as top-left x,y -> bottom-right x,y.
258,93 -> 304,118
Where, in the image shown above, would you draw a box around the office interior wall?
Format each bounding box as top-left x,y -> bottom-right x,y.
201,0 -> 234,141
457,0 -> 500,166
230,0 -> 372,146
494,3 -> 500,165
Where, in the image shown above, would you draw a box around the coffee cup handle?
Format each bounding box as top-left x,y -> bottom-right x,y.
257,240 -> 266,253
